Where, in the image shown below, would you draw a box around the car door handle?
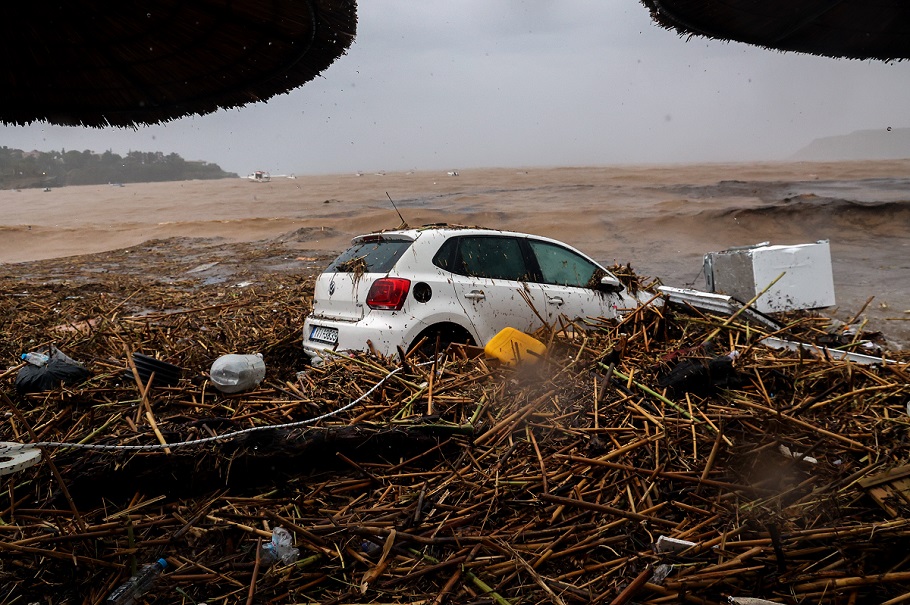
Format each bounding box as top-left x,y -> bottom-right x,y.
547,296 -> 564,306
464,290 -> 485,301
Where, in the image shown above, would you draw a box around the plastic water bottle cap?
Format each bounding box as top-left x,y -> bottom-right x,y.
21,352 -> 49,365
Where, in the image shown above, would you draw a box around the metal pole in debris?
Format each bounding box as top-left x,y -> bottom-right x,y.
703,271 -> 786,345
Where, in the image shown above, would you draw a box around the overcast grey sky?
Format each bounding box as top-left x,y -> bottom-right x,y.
2,1 -> 909,176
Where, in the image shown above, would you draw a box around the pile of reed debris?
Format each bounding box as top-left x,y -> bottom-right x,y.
1,257 -> 909,605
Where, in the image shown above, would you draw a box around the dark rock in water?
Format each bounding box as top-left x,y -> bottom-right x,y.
657,355 -> 739,397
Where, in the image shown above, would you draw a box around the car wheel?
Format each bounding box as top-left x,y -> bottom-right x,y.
407,323 -> 475,360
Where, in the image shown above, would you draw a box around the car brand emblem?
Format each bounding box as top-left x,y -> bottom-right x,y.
328,281 -> 336,296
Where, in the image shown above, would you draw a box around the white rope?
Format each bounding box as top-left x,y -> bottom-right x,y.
0,366 -> 404,456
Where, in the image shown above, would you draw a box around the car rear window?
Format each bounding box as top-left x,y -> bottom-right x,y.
326,238 -> 412,274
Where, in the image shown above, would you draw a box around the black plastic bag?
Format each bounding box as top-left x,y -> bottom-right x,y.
15,348 -> 91,394
657,354 -> 739,397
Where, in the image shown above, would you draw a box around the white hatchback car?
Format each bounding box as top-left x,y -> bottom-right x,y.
303,226 -> 646,364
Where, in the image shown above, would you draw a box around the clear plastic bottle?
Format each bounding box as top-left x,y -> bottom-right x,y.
21,352 -> 50,366
259,527 -> 299,567
209,354 -> 266,393
106,558 -> 167,605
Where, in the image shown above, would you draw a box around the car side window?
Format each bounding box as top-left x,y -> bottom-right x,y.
527,239 -> 599,287
432,237 -> 458,272
436,236 -> 530,281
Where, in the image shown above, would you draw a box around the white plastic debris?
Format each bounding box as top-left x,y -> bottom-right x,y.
655,535 -> 698,553
260,527 -> 299,567
650,563 -> 674,584
0,442 -> 42,476
761,336 -> 896,365
209,354 -> 266,393
778,444 -> 818,465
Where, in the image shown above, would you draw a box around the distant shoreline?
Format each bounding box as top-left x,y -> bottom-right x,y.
5,157 -> 908,187
242,157 -> 910,180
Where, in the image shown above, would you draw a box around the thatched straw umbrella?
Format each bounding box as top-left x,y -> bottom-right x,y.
642,0 -> 910,61
1,0 -> 357,127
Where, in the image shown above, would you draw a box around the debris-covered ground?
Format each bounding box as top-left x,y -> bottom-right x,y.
1,237 -> 909,605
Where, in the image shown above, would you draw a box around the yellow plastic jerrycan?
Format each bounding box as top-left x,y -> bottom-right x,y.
484,327 -> 547,366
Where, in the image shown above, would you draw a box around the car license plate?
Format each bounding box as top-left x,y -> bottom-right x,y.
310,325 -> 338,344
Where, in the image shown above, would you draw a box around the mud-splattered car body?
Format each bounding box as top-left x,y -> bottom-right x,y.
302,225 -> 646,364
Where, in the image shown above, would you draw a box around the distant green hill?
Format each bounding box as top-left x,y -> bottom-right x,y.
0,147 -> 237,189
790,128 -> 910,161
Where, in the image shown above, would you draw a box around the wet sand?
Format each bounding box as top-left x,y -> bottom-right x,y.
2,160 -> 908,347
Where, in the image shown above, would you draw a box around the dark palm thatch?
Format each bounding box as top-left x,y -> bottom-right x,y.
642,0 -> 910,61
2,0 -> 356,128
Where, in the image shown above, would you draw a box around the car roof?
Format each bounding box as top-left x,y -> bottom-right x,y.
351,224 -> 531,244
348,223 -> 609,273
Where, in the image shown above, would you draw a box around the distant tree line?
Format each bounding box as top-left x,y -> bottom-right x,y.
0,147 -> 238,189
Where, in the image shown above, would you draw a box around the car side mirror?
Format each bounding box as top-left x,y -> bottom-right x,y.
598,275 -> 624,293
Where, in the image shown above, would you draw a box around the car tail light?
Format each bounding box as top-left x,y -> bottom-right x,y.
366,278 -> 411,310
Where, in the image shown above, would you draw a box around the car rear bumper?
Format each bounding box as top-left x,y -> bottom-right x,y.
302,314 -> 413,364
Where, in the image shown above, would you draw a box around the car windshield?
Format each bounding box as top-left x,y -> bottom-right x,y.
326,238 -> 412,274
